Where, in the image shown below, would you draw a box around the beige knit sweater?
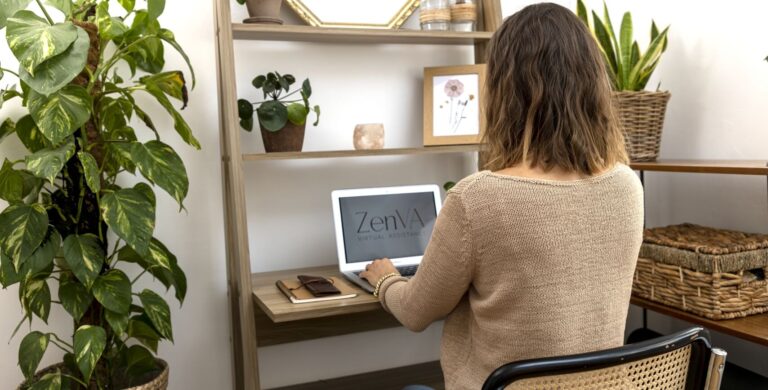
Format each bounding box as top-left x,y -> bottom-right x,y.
378,165 -> 644,389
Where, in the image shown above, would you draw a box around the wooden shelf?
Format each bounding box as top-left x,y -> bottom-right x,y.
630,160 -> 768,175
252,265 -> 382,323
272,361 -> 443,390
243,144 -> 480,161
232,24 -> 493,45
631,296 -> 768,347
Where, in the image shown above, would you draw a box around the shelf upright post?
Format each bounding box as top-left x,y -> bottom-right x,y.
213,0 -> 260,389
474,0 -> 501,170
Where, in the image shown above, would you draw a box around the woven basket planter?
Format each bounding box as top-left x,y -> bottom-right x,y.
633,224 -> 768,320
17,359 -> 168,390
613,91 -> 671,162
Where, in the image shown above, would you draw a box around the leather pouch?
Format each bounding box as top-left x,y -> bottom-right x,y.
296,275 -> 341,296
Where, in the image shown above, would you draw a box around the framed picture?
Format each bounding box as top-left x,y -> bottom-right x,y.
423,64 -> 486,146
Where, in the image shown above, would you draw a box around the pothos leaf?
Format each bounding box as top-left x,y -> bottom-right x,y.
0,159 -> 24,202
140,71 -> 188,108
132,141 -> 189,209
74,325 -> 106,383
59,276 -> 93,322
6,11 -> 78,76
28,85 -> 92,145
19,27 -> 90,96
141,86 -> 200,149
139,289 -> 172,341
19,331 -> 49,380
25,140 -> 76,184
62,234 -> 105,289
0,204 -> 48,268
118,0 -> 136,12
92,269 -> 132,314
77,152 -> 101,193
15,115 -> 50,153
100,188 -> 155,256
96,1 -> 128,40
20,278 -> 51,322
0,0 -> 33,30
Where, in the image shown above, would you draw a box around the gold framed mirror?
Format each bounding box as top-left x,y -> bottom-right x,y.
285,0 -> 420,29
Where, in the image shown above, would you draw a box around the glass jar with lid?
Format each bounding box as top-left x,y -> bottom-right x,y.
450,0 -> 477,32
420,0 -> 450,31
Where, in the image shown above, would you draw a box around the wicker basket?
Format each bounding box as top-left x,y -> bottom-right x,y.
613,91 -> 671,162
633,224 -> 768,320
17,359 -> 169,390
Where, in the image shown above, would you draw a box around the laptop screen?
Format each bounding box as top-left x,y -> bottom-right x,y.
339,192 -> 438,263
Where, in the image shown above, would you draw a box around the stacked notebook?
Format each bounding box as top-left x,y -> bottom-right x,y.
276,276 -> 358,304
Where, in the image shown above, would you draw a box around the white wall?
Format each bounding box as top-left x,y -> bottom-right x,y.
1,0 -> 767,389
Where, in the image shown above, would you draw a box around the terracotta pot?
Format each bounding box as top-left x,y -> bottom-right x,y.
261,122 -> 306,153
18,360 -> 169,390
243,0 -> 284,24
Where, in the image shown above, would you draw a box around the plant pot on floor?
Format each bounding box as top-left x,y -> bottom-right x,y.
243,0 -> 284,24
18,360 -> 169,390
613,91 -> 671,162
261,122 -> 306,152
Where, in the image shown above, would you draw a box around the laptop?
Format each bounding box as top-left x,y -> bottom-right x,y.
331,185 -> 443,293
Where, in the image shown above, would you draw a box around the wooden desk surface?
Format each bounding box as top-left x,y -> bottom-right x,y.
631,296 -> 768,347
252,265 -> 381,323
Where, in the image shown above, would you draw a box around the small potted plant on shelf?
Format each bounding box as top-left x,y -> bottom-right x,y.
238,72 -> 321,153
576,0 -> 671,162
235,0 -> 285,24
0,1 -> 195,389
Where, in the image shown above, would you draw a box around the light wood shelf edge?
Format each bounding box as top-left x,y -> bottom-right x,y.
232,23 -> 493,45
630,160 -> 768,175
243,144 -> 481,161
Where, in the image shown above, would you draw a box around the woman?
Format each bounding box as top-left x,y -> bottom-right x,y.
360,3 -> 644,389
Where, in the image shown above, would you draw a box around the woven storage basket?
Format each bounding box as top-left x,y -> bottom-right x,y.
17,359 -> 169,390
633,224 -> 768,320
613,91 -> 671,162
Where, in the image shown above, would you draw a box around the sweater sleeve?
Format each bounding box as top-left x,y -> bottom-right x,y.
378,189 -> 473,332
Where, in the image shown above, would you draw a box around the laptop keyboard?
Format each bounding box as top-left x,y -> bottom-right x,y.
355,265 -> 419,279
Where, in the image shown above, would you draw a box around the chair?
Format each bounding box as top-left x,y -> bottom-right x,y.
482,327 -> 727,390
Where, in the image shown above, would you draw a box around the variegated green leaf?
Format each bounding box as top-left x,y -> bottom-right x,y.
93,269 -> 132,314
134,182 -> 156,208
0,251 -> 22,288
20,27 -> 89,96
21,278 -> 51,322
77,152 -> 101,193
119,238 -> 186,304
576,0 -> 589,28
619,12 -> 633,89
106,309 -> 130,336
0,159 -> 24,202
142,87 -> 200,149
127,316 -> 160,352
139,289 -> 172,341
63,234 -> 105,289
25,140 -> 75,184
29,371 -> 61,390
74,325 -> 106,383
21,228 -> 60,278
96,1 -> 128,40
6,11 -> 78,76
159,29 -> 196,88
630,41 -> 640,70
19,331 -> 49,379
0,118 -> 15,143
118,0 -> 136,12
0,204 -> 48,267
628,27 -> 669,91
45,0 -> 72,15
147,0 -> 166,20
132,141 -> 189,208
140,71 -> 188,107
59,276 -> 93,322
15,115 -> 50,153
591,11 -> 618,85
0,0 -> 32,30
28,85 -> 91,145
101,188 -> 155,256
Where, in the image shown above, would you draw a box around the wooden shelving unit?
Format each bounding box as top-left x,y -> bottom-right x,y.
232,23 -> 493,45
214,1 -> 503,389
242,144 -> 480,161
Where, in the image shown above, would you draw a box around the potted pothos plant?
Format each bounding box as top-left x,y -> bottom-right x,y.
237,72 -> 320,153
0,0 -> 196,389
576,0 -> 671,162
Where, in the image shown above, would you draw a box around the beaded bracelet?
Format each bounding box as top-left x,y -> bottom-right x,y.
372,272 -> 401,298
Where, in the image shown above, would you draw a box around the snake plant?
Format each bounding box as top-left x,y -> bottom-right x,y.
576,0 -> 670,91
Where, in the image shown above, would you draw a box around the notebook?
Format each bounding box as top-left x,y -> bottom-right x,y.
275,276 -> 358,304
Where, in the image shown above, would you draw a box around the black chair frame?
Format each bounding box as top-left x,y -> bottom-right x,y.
482,327 -> 725,390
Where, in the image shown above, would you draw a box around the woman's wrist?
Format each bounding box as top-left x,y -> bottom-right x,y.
372,272 -> 401,297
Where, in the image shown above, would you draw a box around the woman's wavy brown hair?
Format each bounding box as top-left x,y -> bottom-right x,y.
482,3 -> 627,175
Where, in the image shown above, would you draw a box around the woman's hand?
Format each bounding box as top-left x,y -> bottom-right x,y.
359,258 -> 399,286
